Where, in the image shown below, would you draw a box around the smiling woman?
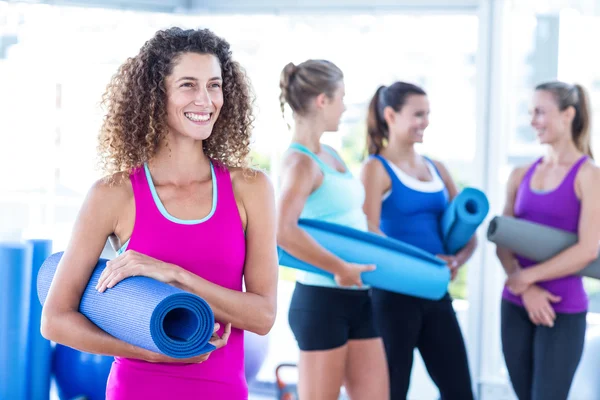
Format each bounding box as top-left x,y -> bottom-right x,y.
97,27 -> 254,178
40,27 -> 279,400
167,55 -> 225,133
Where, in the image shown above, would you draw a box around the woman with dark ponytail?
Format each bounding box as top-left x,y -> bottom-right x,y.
497,81 -> 600,400
361,82 -> 476,399
276,60 -> 388,400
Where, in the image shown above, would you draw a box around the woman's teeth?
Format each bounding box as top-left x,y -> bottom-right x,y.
185,112 -> 210,122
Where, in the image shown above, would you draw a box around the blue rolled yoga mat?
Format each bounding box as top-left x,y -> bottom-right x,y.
26,239 -> 53,400
0,242 -> 33,400
278,219 -> 450,300
37,252 -> 216,358
441,187 -> 490,255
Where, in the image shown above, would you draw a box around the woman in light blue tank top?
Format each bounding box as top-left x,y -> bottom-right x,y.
276,60 -> 388,400
361,82 -> 476,399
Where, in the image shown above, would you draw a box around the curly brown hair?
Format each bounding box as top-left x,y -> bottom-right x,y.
98,27 -> 254,178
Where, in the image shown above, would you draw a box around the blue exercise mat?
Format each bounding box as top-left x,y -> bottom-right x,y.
441,187 -> 489,255
26,239 -> 53,400
278,219 -> 450,300
0,242 -> 33,400
37,252 -> 216,359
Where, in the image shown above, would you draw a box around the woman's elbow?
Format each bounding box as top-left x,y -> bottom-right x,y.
40,308 -> 59,341
276,223 -> 295,249
253,306 -> 276,336
581,243 -> 599,264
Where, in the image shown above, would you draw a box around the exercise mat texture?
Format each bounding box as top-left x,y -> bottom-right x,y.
441,187 -> 490,254
278,219 -> 450,300
487,216 -> 600,279
38,252 -> 216,358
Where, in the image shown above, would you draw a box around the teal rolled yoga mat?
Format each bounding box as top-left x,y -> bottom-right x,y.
487,215 -> 600,279
441,187 -> 490,255
277,219 -> 450,300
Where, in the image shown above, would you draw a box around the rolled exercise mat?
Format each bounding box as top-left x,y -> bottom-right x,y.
487,216 -> 600,279
37,252 -> 216,358
26,239 -> 53,400
441,187 -> 490,255
278,219 -> 450,300
0,242 -> 33,400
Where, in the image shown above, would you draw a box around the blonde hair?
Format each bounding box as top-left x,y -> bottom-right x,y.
279,59 -> 343,118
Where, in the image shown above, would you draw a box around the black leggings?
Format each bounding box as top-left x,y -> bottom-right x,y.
371,289 -> 474,400
501,300 -> 587,400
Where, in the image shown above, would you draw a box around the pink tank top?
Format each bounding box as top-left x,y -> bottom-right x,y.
105,161 -> 248,399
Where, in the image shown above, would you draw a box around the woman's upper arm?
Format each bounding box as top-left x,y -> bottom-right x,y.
502,166 -> 527,217
360,158 -> 389,226
276,154 -> 319,237
431,159 -> 459,200
43,179 -> 124,314
235,170 -> 278,301
576,164 -> 600,257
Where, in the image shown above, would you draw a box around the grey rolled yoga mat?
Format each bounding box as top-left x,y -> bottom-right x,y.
487,216 -> 600,279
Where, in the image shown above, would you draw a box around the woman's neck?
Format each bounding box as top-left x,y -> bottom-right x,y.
382,138 -> 419,165
545,136 -> 582,165
291,117 -> 325,153
149,134 -> 211,184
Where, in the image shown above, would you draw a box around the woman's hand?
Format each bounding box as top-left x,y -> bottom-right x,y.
334,262 -> 376,288
436,255 -> 460,281
506,268 -> 535,295
96,250 -> 180,293
521,286 -> 561,327
144,323 -> 232,364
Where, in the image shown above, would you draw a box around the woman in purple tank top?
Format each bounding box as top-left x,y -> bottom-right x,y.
40,28 -> 279,400
496,81 -> 600,400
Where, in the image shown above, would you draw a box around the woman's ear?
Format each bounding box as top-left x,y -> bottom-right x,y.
314,93 -> 328,110
383,106 -> 396,125
563,104 -> 576,124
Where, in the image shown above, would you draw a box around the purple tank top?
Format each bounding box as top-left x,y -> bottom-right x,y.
502,156 -> 588,314
105,161 -> 248,399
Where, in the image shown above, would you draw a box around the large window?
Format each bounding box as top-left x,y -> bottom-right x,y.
478,3 -> 600,397
1,3 -> 479,398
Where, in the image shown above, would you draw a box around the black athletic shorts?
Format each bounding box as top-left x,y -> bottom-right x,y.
288,282 -> 379,351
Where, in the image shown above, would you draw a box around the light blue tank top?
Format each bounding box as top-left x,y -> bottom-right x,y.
288,143 -> 369,289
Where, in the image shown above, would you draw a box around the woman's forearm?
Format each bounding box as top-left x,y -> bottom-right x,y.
174,268 -> 275,335
366,220 -> 385,236
41,309 -> 154,360
525,243 -> 598,282
277,225 -> 347,275
455,236 -> 477,265
496,246 -> 519,276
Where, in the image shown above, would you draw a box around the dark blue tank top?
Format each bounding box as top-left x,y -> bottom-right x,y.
374,155 -> 448,255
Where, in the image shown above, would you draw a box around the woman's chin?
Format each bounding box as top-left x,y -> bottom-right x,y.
172,128 -> 213,142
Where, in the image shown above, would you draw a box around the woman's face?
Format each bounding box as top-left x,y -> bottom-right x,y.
322,81 -> 347,132
388,94 -> 430,144
164,52 -> 224,141
530,89 -> 572,145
